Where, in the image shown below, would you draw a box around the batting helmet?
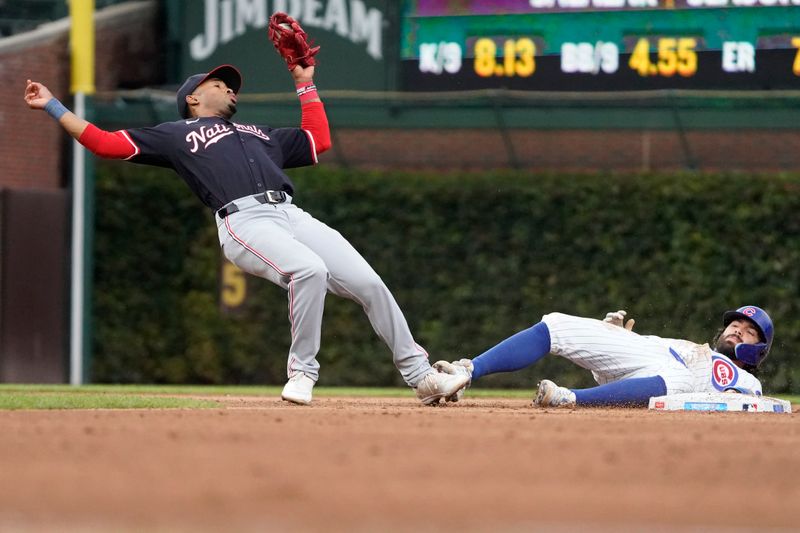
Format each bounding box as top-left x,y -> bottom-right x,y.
722,305 -> 774,368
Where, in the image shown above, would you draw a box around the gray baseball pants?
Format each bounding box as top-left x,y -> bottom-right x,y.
216,193 -> 432,387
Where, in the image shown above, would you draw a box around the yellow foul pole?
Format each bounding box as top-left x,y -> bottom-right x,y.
69,0 -> 96,385
70,0 -> 95,94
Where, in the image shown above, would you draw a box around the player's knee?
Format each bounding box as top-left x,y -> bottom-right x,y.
362,273 -> 386,293
660,369 -> 694,395
298,260 -> 329,286
353,273 -> 389,301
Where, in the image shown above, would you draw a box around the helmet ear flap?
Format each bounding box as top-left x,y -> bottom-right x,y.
734,343 -> 767,368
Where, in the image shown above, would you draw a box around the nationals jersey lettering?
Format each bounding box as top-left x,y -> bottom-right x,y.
185,123 -> 271,153
123,117 -> 315,210
186,123 -> 235,152
234,123 -> 270,141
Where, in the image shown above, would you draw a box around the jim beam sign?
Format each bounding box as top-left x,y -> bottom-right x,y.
181,0 -> 391,91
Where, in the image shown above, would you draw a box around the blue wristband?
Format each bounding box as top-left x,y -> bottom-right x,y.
44,98 -> 68,121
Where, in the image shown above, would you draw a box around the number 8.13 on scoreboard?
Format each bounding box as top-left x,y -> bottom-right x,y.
467,36 -> 544,77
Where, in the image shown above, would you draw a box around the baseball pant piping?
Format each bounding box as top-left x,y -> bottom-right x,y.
220,208 -> 328,381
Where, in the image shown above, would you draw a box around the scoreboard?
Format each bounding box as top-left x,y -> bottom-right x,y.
400,1 -> 800,91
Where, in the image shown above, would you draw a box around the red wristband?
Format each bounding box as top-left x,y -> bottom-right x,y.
296,82 -> 319,104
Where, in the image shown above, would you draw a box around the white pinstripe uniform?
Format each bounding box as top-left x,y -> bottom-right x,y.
541,313 -> 762,395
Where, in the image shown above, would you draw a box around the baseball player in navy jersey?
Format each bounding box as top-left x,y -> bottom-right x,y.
433,306 -> 773,407
25,63 -> 468,406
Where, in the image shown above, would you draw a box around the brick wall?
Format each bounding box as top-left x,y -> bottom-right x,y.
0,1 -> 161,191
1,30 -> 68,190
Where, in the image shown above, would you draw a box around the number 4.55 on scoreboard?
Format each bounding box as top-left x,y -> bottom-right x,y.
627,37 -> 699,77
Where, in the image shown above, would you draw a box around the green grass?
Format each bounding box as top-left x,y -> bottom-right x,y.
0,384 -> 533,410
0,385 -> 796,410
0,391 -> 221,410
0,384 -> 536,399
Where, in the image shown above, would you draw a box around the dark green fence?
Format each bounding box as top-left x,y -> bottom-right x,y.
96,88 -> 800,130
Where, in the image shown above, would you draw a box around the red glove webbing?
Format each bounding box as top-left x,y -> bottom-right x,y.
300,100 -> 331,161
78,124 -> 139,159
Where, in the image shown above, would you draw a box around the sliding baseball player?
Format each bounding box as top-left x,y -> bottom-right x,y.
434,306 -> 773,407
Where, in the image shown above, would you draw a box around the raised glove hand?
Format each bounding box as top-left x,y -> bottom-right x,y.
268,12 -> 320,71
432,359 -> 474,402
603,309 -> 635,331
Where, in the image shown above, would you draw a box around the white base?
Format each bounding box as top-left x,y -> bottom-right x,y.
648,392 -> 791,414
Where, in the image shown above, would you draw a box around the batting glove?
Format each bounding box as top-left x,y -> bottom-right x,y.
603,309 -> 635,331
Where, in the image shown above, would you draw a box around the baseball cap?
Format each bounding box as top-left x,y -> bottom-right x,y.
176,64 -> 242,119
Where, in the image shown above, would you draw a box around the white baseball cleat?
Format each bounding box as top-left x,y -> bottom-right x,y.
281,372 -> 315,405
415,370 -> 470,406
432,358 -> 474,402
534,379 -> 577,408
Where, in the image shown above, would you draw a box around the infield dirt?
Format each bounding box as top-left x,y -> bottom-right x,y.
1,396 -> 798,532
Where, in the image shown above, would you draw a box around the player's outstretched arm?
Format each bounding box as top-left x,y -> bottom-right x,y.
25,79 -> 90,140
25,79 -> 136,159
269,12 -> 330,155
290,65 -> 332,155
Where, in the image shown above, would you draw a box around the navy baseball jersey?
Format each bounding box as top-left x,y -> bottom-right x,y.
119,117 -> 315,210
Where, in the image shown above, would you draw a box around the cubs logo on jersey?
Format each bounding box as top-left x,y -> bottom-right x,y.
711,355 -> 739,391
